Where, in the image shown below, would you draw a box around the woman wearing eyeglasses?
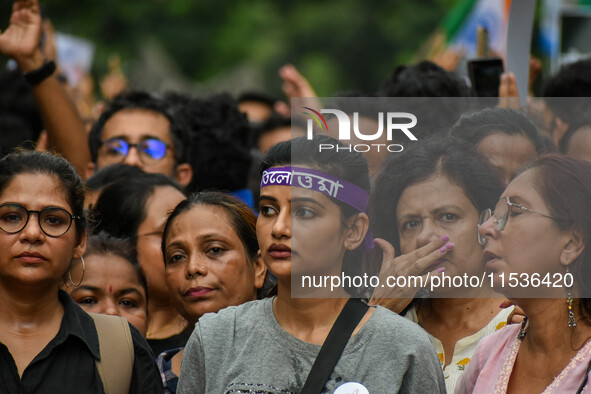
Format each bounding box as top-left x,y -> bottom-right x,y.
0,151 -> 162,393
457,155 -> 591,393
370,135 -> 511,393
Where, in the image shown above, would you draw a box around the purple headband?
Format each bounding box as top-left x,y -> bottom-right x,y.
260,166 -> 374,250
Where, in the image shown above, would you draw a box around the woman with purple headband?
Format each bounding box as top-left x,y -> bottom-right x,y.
177,135 -> 446,393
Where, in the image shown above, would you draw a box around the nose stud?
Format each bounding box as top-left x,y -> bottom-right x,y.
187,266 -> 206,279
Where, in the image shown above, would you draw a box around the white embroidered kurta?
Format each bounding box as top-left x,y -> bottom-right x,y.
405,304 -> 514,394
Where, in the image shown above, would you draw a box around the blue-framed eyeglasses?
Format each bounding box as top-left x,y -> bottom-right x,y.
99,137 -> 171,165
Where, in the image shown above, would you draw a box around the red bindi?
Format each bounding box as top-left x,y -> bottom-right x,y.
109,285 -> 112,293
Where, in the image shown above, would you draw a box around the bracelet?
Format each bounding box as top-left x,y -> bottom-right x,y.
22,59 -> 56,86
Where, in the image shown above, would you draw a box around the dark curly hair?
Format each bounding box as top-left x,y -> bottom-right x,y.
543,58 -> 591,126
450,107 -> 555,155
377,61 -> 473,137
167,93 -> 252,194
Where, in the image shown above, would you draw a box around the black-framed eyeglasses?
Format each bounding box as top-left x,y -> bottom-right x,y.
478,196 -> 558,245
98,137 -> 171,165
0,203 -> 80,237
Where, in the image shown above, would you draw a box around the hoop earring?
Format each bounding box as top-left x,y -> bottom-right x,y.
566,264 -> 577,328
68,256 -> 85,287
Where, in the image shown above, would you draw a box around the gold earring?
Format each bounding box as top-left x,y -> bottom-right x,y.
566,263 -> 577,328
68,256 -> 85,287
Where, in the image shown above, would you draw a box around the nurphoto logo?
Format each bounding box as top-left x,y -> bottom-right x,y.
303,107 -> 418,153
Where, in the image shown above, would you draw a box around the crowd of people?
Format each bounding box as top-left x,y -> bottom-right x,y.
2,0 -> 591,393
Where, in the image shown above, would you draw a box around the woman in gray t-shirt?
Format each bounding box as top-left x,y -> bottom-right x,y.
178,135 -> 446,393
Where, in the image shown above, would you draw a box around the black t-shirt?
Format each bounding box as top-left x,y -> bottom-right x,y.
147,326 -> 192,358
0,290 -> 163,394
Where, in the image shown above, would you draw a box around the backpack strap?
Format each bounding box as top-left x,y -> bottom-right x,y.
90,313 -> 135,394
300,298 -> 369,394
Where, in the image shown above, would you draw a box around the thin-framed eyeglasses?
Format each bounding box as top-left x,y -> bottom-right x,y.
478,196 -> 559,245
0,203 -> 80,237
98,137 -> 171,166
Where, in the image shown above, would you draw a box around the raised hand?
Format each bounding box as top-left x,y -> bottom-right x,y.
279,64 -> 318,99
0,0 -> 43,70
279,64 -> 322,119
369,236 -> 454,313
498,72 -> 520,110
0,0 -> 92,178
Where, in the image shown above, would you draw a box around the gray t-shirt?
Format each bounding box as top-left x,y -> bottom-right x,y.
177,298 -> 446,394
